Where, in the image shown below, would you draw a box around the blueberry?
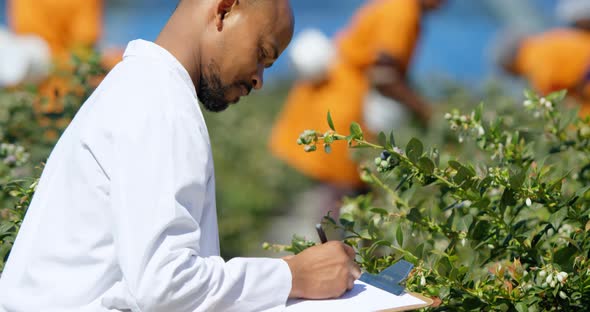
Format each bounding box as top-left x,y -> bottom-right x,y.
380,151 -> 391,160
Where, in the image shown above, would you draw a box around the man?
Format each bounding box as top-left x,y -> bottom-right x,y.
269,0 -> 444,211
0,0 -> 361,311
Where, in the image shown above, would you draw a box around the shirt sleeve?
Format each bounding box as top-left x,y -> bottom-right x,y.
104,78 -> 292,312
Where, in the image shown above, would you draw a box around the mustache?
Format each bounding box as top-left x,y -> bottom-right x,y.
236,81 -> 253,95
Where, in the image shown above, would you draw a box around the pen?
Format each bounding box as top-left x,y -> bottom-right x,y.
315,223 -> 328,244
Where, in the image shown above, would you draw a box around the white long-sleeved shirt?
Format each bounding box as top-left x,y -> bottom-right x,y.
0,40 -> 292,312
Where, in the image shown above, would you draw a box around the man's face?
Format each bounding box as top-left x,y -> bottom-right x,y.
198,0 -> 294,112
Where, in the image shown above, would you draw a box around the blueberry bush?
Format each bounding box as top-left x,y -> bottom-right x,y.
267,90 -> 590,311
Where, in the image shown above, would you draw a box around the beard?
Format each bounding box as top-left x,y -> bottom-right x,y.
197,62 -> 231,112
197,62 -> 253,113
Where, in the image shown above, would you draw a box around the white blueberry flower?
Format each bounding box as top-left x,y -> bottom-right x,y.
546,274 -> 553,285
523,100 -> 533,107
539,270 -> 547,278
545,101 -> 552,109
557,272 -> 568,283
477,126 -> 485,137
550,280 -> 556,288
559,291 -> 567,299
540,97 -> 548,106
526,198 -> 532,207
420,276 -> 426,286
444,113 -> 452,120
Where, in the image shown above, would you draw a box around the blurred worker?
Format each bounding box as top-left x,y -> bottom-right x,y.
7,0 -> 102,60
496,2 -> 590,116
269,0 -> 445,215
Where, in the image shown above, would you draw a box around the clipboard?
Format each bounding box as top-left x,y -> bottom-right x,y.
377,292 -> 433,312
285,260 -> 433,312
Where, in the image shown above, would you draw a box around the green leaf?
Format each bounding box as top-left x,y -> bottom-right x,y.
0,242 -> 11,262
463,297 -> 486,309
554,245 -> 577,272
501,188 -> 517,207
0,221 -> 15,236
327,111 -> 335,131
376,132 -> 386,148
396,226 -> 404,247
454,167 -> 473,185
323,215 -> 337,225
349,122 -> 363,139
339,218 -> 355,229
407,208 -> 422,223
370,208 -> 389,217
523,89 -> 536,100
414,243 -> 425,259
368,220 -> 378,239
418,157 -> 435,175
448,160 -> 462,171
532,224 -> 552,247
389,130 -> 396,148
478,177 -> 493,195
406,138 -> 423,163
546,89 -> 567,103
474,102 -> 483,122
470,220 -> 491,240
509,168 -> 527,189
549,207 -> 568,230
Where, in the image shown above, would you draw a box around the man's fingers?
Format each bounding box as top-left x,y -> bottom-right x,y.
347,275 -> 355,291
350,262 -> 362,280
342,243 -> 356,259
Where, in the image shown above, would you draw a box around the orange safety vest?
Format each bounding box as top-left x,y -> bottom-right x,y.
270,0 -> 422,187
515,28 -> 590,116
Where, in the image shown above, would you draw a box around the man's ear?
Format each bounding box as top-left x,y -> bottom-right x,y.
215,0 -> 238,31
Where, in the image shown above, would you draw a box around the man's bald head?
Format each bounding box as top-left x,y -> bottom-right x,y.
161,0 -> 294,112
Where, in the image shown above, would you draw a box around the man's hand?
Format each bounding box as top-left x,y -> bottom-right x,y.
283,241 -> 361,299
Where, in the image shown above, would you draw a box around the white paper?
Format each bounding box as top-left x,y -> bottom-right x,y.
284,281 -> 428,312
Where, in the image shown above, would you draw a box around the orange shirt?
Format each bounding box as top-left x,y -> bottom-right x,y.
270,0 -> 422,187
8,0 -> 102,58
516,28 -> 590,115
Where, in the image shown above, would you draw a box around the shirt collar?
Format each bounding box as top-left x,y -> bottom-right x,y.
123,39 -> 197,98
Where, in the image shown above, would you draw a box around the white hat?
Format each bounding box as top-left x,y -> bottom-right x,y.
557,0 -> 590,24
289,28 -> 335,82
0,28 -> 51,87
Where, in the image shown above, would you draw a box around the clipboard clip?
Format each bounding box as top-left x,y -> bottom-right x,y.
358,260 -> 413,296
